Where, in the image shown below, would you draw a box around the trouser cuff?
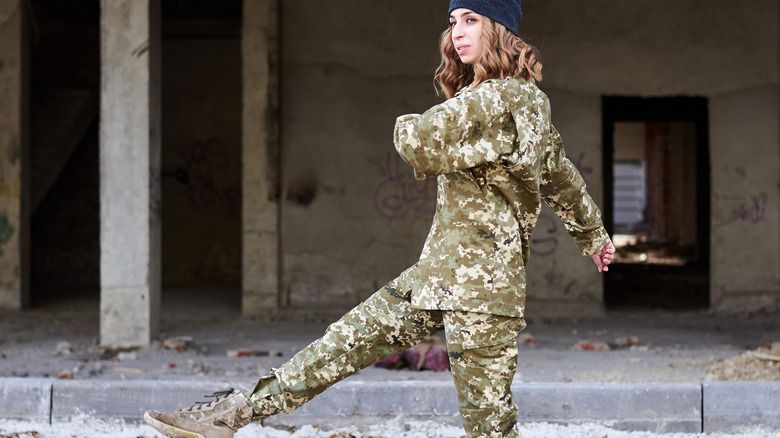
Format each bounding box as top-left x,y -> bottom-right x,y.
246,373 -> 284,421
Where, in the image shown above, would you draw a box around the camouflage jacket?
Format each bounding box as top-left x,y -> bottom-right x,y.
392,76 -> 610,318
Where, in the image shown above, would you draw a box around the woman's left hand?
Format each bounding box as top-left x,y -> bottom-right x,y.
591,241 -> 616,272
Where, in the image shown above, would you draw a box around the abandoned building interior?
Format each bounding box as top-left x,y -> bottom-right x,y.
0,0 -> 778,348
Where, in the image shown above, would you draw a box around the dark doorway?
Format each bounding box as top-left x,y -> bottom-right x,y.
160,0 -> 243,301
29,0 -> 101,306
603,97 -> 710,309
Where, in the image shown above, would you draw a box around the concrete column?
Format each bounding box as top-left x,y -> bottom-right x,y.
100,0 -> 161,347
0,0 -> 30,310
242,0 -> 281,316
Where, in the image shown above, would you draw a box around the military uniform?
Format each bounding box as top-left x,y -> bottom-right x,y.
247,76 -> 609,438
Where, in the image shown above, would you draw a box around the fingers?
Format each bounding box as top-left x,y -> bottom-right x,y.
601,241 -> 616,271
591,254 -> 605,272
593,241 -> 616,272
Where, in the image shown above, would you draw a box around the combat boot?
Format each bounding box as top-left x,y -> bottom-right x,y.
144,388 -> 253,438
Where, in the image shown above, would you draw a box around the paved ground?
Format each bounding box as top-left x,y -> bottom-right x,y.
1,292 -> 779,436
1,292 -> 778,384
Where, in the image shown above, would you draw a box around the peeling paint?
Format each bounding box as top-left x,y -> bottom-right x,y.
0,214 -> 15,246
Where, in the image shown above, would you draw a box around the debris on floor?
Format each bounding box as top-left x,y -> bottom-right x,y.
162,336 -> 195,351
705,347 -> 780,381
375,337 -> 450,371
518,333 -> 538,348
572,341 -> 611,351
227,349 -> 283,357
53,341 -> 72,356
112,366 -> 146,374
611,336 -> 639,349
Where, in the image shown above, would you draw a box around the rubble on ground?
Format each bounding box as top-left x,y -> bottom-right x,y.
705,347 -> 780,381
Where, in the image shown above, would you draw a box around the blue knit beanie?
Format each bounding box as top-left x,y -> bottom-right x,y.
448,0 -> 522,36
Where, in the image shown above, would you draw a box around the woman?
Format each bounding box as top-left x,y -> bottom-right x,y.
144,1 -> 615,437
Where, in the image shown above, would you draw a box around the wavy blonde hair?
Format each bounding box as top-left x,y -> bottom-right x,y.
435,17 -> 543,99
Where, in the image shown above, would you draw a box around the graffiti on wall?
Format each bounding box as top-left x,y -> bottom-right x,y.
530,213 -> 559,256
373,152 -> 436,225
731,193 -> 767,225
175,138 -> 240,218
571,152 -> 594,176
0,214 -> 14,246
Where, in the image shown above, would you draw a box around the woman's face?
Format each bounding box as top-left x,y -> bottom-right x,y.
449,8 -> 484,65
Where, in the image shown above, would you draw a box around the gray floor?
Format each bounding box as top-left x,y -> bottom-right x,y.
2,290 -> 777,384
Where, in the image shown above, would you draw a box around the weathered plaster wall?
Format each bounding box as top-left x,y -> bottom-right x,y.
520,0 -> 778,97
525,90 -> 605,316
0,0 -> 29,310
517,0 -> 778,313
276,0 -> 779,317
279,1 -> 442,318
710,84 -> 780,312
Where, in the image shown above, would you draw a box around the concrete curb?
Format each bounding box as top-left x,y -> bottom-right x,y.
0,378 -> 52,422
703,381 -> 780,433
1,378 -> 779,433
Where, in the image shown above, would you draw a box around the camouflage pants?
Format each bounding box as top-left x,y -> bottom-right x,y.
247,276 -> 526,438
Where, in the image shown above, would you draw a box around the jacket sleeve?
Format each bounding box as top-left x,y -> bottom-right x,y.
393,80 -> 518,180
539,125 -> 610,256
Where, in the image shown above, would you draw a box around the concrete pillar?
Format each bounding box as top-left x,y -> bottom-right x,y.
242,0 -> 281,316
0,0 -> 29,310
100,0 -> 161,347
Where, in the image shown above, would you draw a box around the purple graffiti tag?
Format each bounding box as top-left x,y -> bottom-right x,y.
731,194 -> 767,224
572,152 -> 593,175
373,152 -> 436,225
178,138 -> 240,218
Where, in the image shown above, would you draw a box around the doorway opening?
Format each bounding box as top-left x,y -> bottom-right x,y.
29,0 -> 101,307
160,0 -> 243,312
603,97 -> 710,309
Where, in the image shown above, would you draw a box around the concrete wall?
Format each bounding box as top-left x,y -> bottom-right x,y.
273,0 -> 780,317
520,0 -> 779,312
276,1 -> 608,318
710,85 -> 780,311
278,1 -> 442,319
525,90 -> 605,316
0,0 -> 29,310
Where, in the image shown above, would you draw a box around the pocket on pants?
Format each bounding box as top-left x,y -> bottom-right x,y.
444,311 -> 526,350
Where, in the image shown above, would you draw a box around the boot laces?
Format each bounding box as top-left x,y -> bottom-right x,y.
184,388 -> 235,412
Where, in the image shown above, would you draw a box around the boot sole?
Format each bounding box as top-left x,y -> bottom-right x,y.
144,411 -> 205,438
